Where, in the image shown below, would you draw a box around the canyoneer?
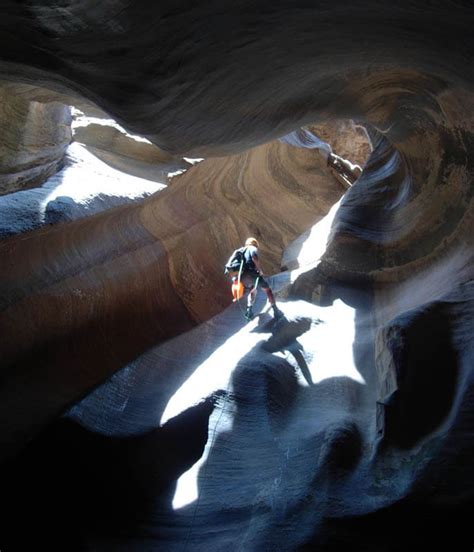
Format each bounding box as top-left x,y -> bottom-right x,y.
224,237 -> 282,321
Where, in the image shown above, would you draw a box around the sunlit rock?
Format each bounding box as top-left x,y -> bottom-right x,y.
72,113 -> 191,183
0,135 -> 346,463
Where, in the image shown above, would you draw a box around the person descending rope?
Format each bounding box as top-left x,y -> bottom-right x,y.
224,237 -> 282,321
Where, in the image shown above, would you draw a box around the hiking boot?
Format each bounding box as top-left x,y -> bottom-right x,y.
245,306 -> 254,321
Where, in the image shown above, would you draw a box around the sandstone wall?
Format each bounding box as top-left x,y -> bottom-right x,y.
0,137 -> 346,459
0,2 -> 473,550
0,87 -> 71,195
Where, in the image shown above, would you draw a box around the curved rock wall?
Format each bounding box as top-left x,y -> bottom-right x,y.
0,2 -> 473,550
72,117 -> 191,183
0,86 -> 71,194
0,3 -> 471,155
0,141 -> 168,238
0,137 -> 346,460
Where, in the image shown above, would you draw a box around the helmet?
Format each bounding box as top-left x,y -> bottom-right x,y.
245,237 -> 259,247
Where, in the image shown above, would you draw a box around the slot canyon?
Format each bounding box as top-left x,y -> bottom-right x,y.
0,2 -> 473,551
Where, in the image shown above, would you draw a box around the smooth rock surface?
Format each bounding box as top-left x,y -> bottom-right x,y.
0,136 -> 346,461
73,117 -> 191,183
0,86 -> 71,194
0,142 -> 167,238
0,2 -> 473,551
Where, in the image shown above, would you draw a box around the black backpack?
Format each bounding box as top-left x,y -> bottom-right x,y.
224,247 -> 248,276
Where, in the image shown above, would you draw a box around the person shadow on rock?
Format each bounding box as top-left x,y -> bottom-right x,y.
251,312 -> 324,386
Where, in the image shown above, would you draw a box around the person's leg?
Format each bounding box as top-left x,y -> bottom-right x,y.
245,290 -> 256,320
259,276 -> 276,305
263,286 -> 276,305
248,286 -> 257,308
259,278 -> 282,318
242,273 -> 257,320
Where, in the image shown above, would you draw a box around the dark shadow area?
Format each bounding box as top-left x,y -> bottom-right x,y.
1,280 -> 470,551
184,336 -> 367,551
299,497 -> 474,552
382,301 -> 459,449
0,396 -> 218,551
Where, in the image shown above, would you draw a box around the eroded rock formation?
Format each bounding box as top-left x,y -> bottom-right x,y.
72,117 -> 191,183
0,86 -> 71,194
0,136 -> 347,462
0,2 -> 473,551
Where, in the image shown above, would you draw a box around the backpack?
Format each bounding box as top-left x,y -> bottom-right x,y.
224,247 -> 248,276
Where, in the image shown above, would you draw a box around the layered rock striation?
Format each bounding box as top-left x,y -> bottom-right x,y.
0,2 -> 470,155
0,136 -> 347,461
0,86 -> 71,195
72,117 -> 191,183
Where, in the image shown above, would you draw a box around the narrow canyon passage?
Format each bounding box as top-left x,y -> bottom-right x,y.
0,2 -> 473,551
